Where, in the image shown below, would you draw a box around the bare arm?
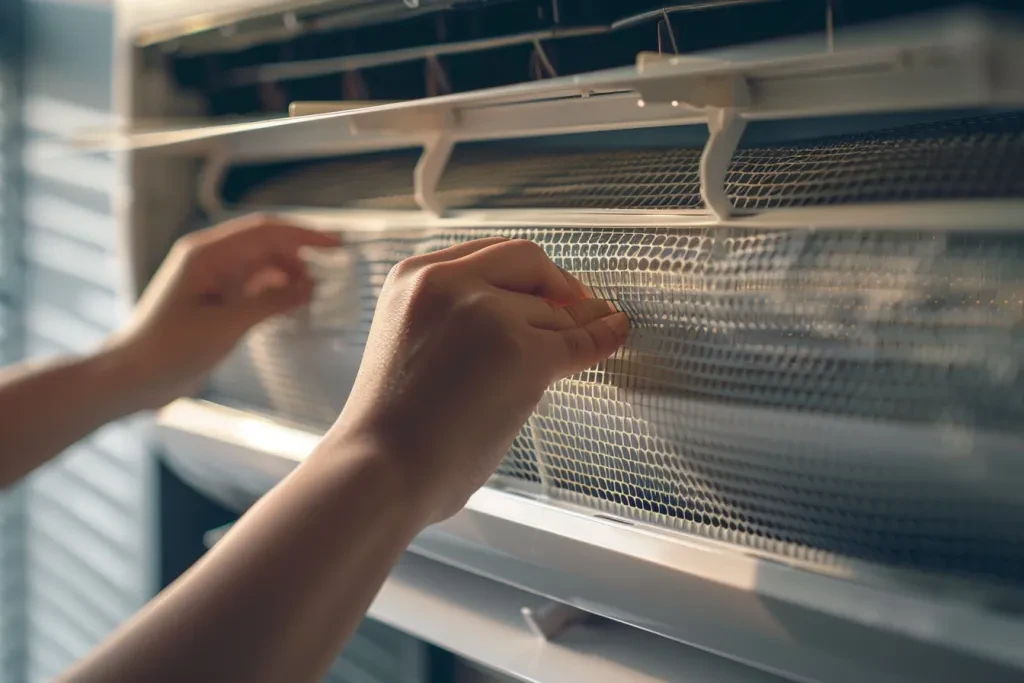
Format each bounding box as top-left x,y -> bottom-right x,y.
0,214 -> 338,488
59,439 -> 424,683
0,349 -> 143,486
57,237 -> 628,683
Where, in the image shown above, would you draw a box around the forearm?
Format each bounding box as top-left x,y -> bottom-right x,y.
58,437 -> 428,683
0,346 -> 147,487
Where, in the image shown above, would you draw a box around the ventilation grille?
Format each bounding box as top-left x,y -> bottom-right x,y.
234,113 -> 1024,213
211,223 -> 1024,583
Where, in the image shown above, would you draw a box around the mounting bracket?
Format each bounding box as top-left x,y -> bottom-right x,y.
521,601 -> 590,641
701,106 -> 747,220
414,112 -> 455,216
198,146 -> 230,218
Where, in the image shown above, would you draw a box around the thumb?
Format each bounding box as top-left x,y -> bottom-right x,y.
550,311 -> 630,378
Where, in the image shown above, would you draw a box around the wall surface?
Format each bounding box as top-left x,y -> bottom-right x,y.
18,1 -> 155,681
1,3 -> 29,680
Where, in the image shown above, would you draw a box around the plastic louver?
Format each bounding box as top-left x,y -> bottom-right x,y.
212,188 -> 1024,583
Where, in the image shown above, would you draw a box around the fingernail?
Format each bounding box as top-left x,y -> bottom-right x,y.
604,312 -> 630,337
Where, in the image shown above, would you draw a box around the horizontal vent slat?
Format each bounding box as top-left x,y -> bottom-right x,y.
25,266 -> 119,331
28,512 -> 139,599
32,476 -> 140,554
24,189 -> 115,251
60,446 -> 142,512
23,302 -> 108,350
29,554 -> 129,628
27,613 -> 90,664
30,594 -> 110,653
87,422 -> 147,474
23,140 -> 114,198
22,231 -> 119,291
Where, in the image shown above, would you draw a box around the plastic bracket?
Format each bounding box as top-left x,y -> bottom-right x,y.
701,106 -> 747,220
198,145 -> 230,218
414,112 -> 455,216
521,601 -> 590,641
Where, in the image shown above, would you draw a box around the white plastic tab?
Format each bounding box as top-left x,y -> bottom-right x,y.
700,107 -> 747,220
198,147 -> 230,218
203,522 -> 235,549
415,124 -> 455,216
521,601 -> 590,641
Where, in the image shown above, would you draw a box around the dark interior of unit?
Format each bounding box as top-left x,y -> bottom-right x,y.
157,0 -> 1024,120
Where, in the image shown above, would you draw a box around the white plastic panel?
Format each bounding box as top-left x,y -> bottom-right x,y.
156,399 -> 1024,683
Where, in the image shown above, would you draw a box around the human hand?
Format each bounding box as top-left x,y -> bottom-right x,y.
109,214 -> 339,410
322,237 -> 629,525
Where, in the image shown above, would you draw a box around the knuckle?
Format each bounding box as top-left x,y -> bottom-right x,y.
414,262 -> 453,292
247,211 -> 278,226
170,233 -> 202,262
386,259 -> 413,283
402,262 -> 457,310
387,255 -> 429,284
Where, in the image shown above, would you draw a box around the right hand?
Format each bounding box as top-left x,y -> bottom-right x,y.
322,237 -> 629,525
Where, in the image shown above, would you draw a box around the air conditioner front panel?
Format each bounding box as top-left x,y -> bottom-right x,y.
125,7 -> 1024,683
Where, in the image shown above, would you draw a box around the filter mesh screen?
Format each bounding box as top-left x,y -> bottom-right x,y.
727,114 -> 1024,210
210,224 -> 1024,583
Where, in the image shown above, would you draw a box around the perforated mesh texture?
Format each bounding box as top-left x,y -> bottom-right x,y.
234,113 -> 1024,212
442,146 -> 705,210
727,113 -> 1024,209
210,224 -> 1024,582
237,146 -> 706,212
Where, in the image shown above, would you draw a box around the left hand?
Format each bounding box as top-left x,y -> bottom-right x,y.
108,214 -> 339,409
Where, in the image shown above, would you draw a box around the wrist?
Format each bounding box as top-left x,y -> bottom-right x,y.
305,428 -> 441,533
98,334 -> 194,411
75,344 -> 157,418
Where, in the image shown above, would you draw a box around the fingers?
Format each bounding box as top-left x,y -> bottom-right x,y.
502,292 -> 616,331
461,240 -> 580,304
186,215 -> 339,276
180,214 -> 338,301
415,237 -> 509,265
237,276 -> 315,328
543,311 -> 630,378
189,214 -> 340,251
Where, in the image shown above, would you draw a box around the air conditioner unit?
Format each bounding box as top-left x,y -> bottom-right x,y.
111,2 -> 1024,681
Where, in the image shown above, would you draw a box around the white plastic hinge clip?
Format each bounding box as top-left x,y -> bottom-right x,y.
701,106 -> 747,220
521,602 -> 589,641
414,111 -> 456,216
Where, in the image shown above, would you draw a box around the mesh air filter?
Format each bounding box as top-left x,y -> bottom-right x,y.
210,224 -> 1024,583
727,113 -> 1024,209
233,113 -> 1024,212
440,146 -> 705,210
